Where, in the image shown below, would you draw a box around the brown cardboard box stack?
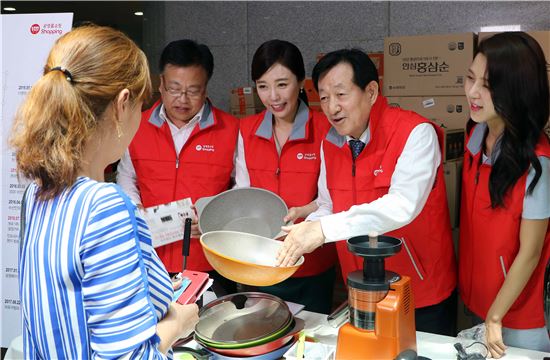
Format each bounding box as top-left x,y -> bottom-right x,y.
479,31 -> 550,139
368,52 -> 384,91
304,78 -> 321,111
229,87 -> 264,118
383,33 -> 475,97
383,32 -> 476,228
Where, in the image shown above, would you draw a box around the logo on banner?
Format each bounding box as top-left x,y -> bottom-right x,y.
30,22 -> 64,35
195,144 -> 215,152
30,24 -> 40,34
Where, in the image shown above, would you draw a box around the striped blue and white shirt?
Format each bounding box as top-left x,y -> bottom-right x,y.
19,177 -> 174,359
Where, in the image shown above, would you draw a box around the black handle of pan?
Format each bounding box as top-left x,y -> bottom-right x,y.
182,217 -> 192,270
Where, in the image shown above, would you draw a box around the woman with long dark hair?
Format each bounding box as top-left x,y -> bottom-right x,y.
459,32 -> 550,357
234,40 -> 337,313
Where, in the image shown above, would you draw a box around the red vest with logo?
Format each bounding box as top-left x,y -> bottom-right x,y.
129,100 -> 239,272
240,104 -> 337,277
459,123 -> 550,328
323,96 -> 457,308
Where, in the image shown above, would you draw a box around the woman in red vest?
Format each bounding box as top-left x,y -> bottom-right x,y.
460,32 -> 550,357
235,40 -> 337,313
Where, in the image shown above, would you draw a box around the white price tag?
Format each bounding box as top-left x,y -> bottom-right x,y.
140,198 -> 195,248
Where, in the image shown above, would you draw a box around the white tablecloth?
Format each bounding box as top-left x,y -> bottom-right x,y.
6,298 -> 550,360
296,310 -> 550,359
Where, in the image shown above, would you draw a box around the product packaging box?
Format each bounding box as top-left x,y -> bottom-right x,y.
383,33 -> 475,96
230,107 -> 260,118
387,96 -> 469,130
304,78 -> 320,103
444,159 -> 463,229
316,52 -> 384,89
230,87 -> 264,112
443,128 -> 465,163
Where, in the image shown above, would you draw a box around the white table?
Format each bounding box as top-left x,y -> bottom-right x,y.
296,310 -> 550,359
7,301 -> 549,360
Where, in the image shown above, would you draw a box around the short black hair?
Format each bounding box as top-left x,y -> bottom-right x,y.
159,39 -> 214,80
312,48 -> 378,91
251,39 -> 305,82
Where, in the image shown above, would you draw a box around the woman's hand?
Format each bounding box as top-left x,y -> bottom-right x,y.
170,302 -> 199,338
284,201 -> 319,223
190,206 -> 202,238
485,318 -> 506,358
157,303 -> 199,354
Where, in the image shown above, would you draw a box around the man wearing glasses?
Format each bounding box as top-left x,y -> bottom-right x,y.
117,40 -> 239,294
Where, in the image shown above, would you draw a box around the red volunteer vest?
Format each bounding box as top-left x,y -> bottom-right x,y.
459,123 -> 550,328
323,96 -> 457,308
129,100 -> 239,272
240,104 -> 337,277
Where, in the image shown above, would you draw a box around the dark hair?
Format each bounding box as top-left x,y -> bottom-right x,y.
159,39 -> 214,80
251,39 -> 308,104
252,40 -> 305,82
477,32 -> 550,208
312,48 -> 379,91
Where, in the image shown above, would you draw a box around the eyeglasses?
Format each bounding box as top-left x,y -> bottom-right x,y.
162,82 -> 204,100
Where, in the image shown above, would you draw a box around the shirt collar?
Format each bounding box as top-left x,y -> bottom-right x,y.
255,100 -> 310,140
466,122 -> 502,162
327,122 -> 371,149
345,127 -> 370,145
148,100 -> 214,130
159,103 -> 205,129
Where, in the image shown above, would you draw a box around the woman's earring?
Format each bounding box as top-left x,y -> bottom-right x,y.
116,123 -> 123,139
300,87 -> 305,94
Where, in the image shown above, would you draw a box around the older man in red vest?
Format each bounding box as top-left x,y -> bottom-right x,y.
277,49 -> 457,336
117,40 -> 239,295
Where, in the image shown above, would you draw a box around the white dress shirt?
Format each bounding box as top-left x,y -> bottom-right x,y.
306,123 -> 441,242
234,131 -> 252,188
116,104 -> 204,205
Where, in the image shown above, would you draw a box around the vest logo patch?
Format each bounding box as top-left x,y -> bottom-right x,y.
374,165 -> 383,176
195,144 -> 215,152
296,152 -> 317,160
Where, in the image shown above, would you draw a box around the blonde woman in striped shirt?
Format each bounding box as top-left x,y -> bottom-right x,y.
10,25 -> 198,359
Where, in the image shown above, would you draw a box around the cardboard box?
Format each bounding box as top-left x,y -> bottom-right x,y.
444,160 -> 463,229
304,78 -> 320,103
383,33 -> 475,96
230,107 -> 261,118
387,96 -> 469,130
308,101 -> 322,112
443,128 -> 465,163
230,87 -> 264,112
368,52 -> 384,77
316,52 -> 384,76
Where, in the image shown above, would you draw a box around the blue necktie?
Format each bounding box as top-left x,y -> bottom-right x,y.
349,139 -> 365,159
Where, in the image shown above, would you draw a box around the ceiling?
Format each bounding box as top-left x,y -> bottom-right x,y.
1,1 -> 147,46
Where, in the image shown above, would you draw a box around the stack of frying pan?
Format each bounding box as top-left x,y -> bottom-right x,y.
194,292 -> 304,359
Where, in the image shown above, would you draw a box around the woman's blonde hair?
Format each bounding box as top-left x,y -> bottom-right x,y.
10,24 -> 151,200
